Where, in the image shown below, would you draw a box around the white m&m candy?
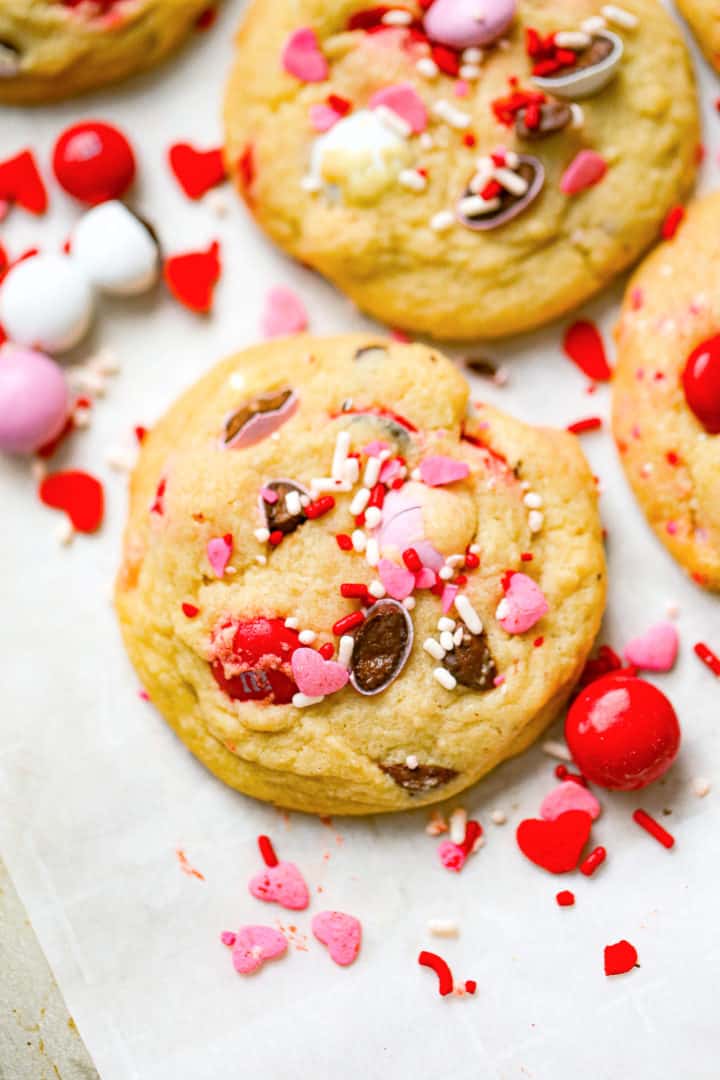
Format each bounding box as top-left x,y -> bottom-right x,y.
72,200 -> 159,296
0,254 -> 94,354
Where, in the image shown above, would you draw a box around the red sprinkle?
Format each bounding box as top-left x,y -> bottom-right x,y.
168,143 -> 227,200
661,205 -> 685,240
520,552 -> 533,562
182,603 -> 199,618
464,979 -> 477,994
332,611 -> 365,636
580,845 -> 606,876
633,809 -> 674,849
341,583 -> 372,604
604,939 -> 638,976
694,642 -> 720,677
257,834 -> 279,867
533,636 -> 544,648
402,548 -> 422,572
0,149 -> 48,215
305,495 -> 335,519
556,890 -> 575,907
319,642 -> 335,660
39,470 -> 104,532
163,240 -> 221,314
555,764 -> 568,780
418,950 -> 454,996
368,483 -> 385,509
567,416 -> 603,435
461,819 -> 483,855
463,133 -> 477,147
464,551 -> 480,569
563,321 -> 612,381
336,533 -> 353,551
269,530 -> 284,546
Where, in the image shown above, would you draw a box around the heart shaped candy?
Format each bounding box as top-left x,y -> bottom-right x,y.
312,911 -> 362,966
169,143 -> 226,200
516,810 -> 592,874
623,621 -> 678,672
207,534 -> 233,577
291,647 -> 349,697
497,572 -> 549,634
163,241 -> 221,314
377,558 -> 416,601
540,781 -> 601,823
369,84 -> 427,134
39,470 -> 104,533
282,28 -> 328,83
249,860 -> 310,910
0,149 -> 48,216
261,286 -> 308,339
223,925 -> 288,975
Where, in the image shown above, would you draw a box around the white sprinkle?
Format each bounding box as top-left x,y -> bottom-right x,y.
491,809 -> 507,825
570,103 -> 585,129
453,627 -> 464,646
469,164 -> 494,194
458,194 -> 500,217
416,56 -> 439,78
446,554 -> 465,568
205,189 -> 229,216
433,667 -> 457,690
350,487 -> 371,516
601,4 -> 638,28
405,754 -> 419,770
300,495 -> 311,508
365,537 -> 380,566
292,693 -> 325,708
528,509 -> 544,533
73,405 -> 91,428
542,739 -> 572,762
432,99 -> 471,129
523,491 -> 543,509
424,638 -> 446,661
403,596 -> 416,610
368,580 -> 386,599
284,617 -> 299,629
285,490 -> 302,516
89,347 -> 121,375
56,518 -> 75,546
352,529 -> 367,553
105,445 -> 138,472
494,167 -> 528,197
459,63 -> 481,80
469,544 -> 480,555
692,777 -> 711,797
253,527 -> 270,543
410,467 -> 422,481
399,168 -> 427,192
439,566 -> 454,581
419,132 -> 434,150
455,594 -> 483,635
381,7 -> 412,24
504,150 -> 519,170
554,30 -> 592,49
375,104 -> 412,138
343,456 -> 360,486
338,635 -> 354,668
581,15 -> 606,32
363,456 -> 382,487
298,629 -> 316,645
365,506 -> 382,529
255,554 -> 267,565
229,371 -> 246,390
426,811 -> 448,836
438,617 -> 456,632
428,918 -> 459,937
440,630 -> 455,652
430,209 -> 455,232
462,47 -> 483,63
449,808 -> 467,844
495,597 -> 510,620
331,430 -> 350,481
301,175 -> 322,193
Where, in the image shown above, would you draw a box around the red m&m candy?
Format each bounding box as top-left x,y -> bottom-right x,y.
52,121 -> 136,205
682,334 -> 720,434
211,617 -> 299,705
565,673 -> 680,790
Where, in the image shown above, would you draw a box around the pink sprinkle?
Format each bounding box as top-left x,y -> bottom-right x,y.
312,910 -> 362,966
261,286 -> 308,338
497,572 -> 549,634
419,455 -> 470,487
415,567 -> 436,589
379,457 -> 404,485
260,486 -> 279,504
438,840 -> 467,872
666,521 -> 678,535
454,79 -> 470,97
441,583 -> 459,613
378,558 -> 416,600
228,925 -> 288,975
291,647 -> 349,696
282,28 -> 328,83
560,150 -> 608,195
369,83 -> 428,133
540,780 -> 601,822
220,931 -> 237,946
207,534 -> 233,577
309,103 -> 343,131
630,287 -> 644,311
493,674 -> 505,686
138,688 -> 150,701
362,440 -> 390,457
624,621 -> 679,672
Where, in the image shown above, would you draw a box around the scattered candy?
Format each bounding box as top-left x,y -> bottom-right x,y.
604,939 -> 638,976
0,149 -> 47,216
661,205 -> 685,240
39,470 -> 104,533
579,844 -> 606,876
516,810 -> 592,874
563,321 -> 611,381
261,286 -> 309,338
168,143 -> 226,199
291,647 -> 349,697
566,674 -> 681,790
682,335 -> 720,434
424,0 -> 516,49
312,911 -> 362,966
419,455 -> 470,487
540,780 -> 601,823
369,83 -> 428,134
223,925 -> 288,975
560,150 -> 608,195
0,345 -> 69,454
556,890 -> 575,907
249,854 -> 310,911
496,572 -> 549,634
207,534 -> 233,577
282,28 -> 329,83
694,642 -> 720,677
632,809 -> 674,849
52,121 -> 136,205
72,201 -> 159,296
418,950 -> 454,996
623,621 -> 678,673
0,254 -> 93,353
163,240 -> 221,313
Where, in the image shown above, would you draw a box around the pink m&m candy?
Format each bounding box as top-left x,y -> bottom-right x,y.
0,344 -> 69,454
424,0 -> 516,50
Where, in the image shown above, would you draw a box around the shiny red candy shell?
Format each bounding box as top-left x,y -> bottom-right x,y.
565,673 -> 680,791
682,334 -> 720,434
211,617 -> 299,705
52,122 -> 136,205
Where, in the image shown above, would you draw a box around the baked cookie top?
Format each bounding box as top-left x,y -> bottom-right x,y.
677,0 -> 720,72
0,0 -> 211,104
224,0 -> 698,341
116,335 -> 606,815
612,192 -> 720,592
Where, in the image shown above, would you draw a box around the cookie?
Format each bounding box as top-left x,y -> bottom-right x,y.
612,192 -> 720,591
224,0 -> 698,341
677,0 -> 720,72
116,335 -> 606,815
0,0 -> 211,104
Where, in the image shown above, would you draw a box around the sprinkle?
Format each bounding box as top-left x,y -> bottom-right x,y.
333,610 -> 365,636
662,205 -> 685,240
331,431 -> 351,481
458,194 -> 500,216
438,566 -> 454,581
449,808 -> 467,845
431,99 -> 471,129
428,919 -> 459,937
305,495 -> 336,519
633,809 -> 674,849
554,30 -> 592,49
542,740 -> 572,762
282,27 -> 328,82
426,811 -> 448,836
374,103 -> 412,138
182,603 -> 199,618
364,507 -> 382,530
569,103 -> 585,129
405,754 -> 418,770
430,210 -> 455,232
403,596 -> 416,610
293,692 -> 325,708
336,533 -> 353,551
298,629 -> 316,644
337,635 -> 355,669
556,890 -> 575,907
581,15 -> 607,32
694,642 -> 720,676
692,777 -> 711,797
560,150 -> 608,196
441,583 -> 459,613
284,617 -> 299,629
454,594 -> 483,635
381,8 -> 413,25
55,518 -> 75,546
601,4 -> 638,28
528,510 -> 544,533
567,416 -> 603,435
351,529 -> 367,552
491,810 -> 506,825
438,617 -> 456,632
368,580 -> 386,599
420,455 -> 470,487
433,667 -> 457,690
440,630 -> 455,652
176,848 -> 205,881
416,57 -> 439,78
604,940 -> 638,976
285,490 -> 302,516
580,846 -> 606,876
459,64 -> 482,80
418,950 -> 454,996
424,638 -> 446,661
563,321 -> 612,381
495,167 -> 529,197
257,834 -> 278,867
269,530 -> 284,546
399,168 -> 428,192
254,527 -> 270,543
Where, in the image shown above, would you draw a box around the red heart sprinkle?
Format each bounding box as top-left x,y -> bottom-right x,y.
604,939 -> 638,976
0,150 -> 48,216
168,143 -> 227,200
163,240 -> 221,313
516,810 -> 592,874
563,320 -> 611,381
39,470 -> 104,533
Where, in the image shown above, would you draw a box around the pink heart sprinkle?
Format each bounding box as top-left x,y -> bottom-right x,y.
312,910 -> 362,966
226,925 -> 288,974
378,558 -> 416,600
415,567 -> 436,589
369,83 -> 427,133
497,572 -> 549,634
207,534 -> 232,577
560,150 -> 608,196
362,440 -> 390,457
419,455 -> 470,487
438,840 -> 467,872
260,486 -> 279,504
379,457 -> 403,485
441,583 -> 459,613
291,647 -> 349,696
540,780 -> 601,823
261,286 -> 308,339
309,103 -> 343,132
623,621 -> 679,672
249,860 -> 310,910
282,28 -> 329,83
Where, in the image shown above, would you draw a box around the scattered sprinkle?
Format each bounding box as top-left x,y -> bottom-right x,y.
632,809 -> 674,849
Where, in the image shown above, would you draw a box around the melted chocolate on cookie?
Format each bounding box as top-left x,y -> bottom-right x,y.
350,599 -> 412,695
443,630 -> 497,691
379,762 -> 458,793
224,387 -> 294,445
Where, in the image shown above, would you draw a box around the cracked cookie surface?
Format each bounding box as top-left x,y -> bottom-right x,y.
116,335 -> 606,815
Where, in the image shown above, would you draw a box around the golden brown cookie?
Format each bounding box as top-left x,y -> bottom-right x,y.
677,0 -> 720,71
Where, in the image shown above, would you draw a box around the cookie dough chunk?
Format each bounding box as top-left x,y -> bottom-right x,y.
0,0 -> 212,104
677,0 -> 720,72
612,192 -> 720,591
116,336 -> 605,815
224,0 -> 698,340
